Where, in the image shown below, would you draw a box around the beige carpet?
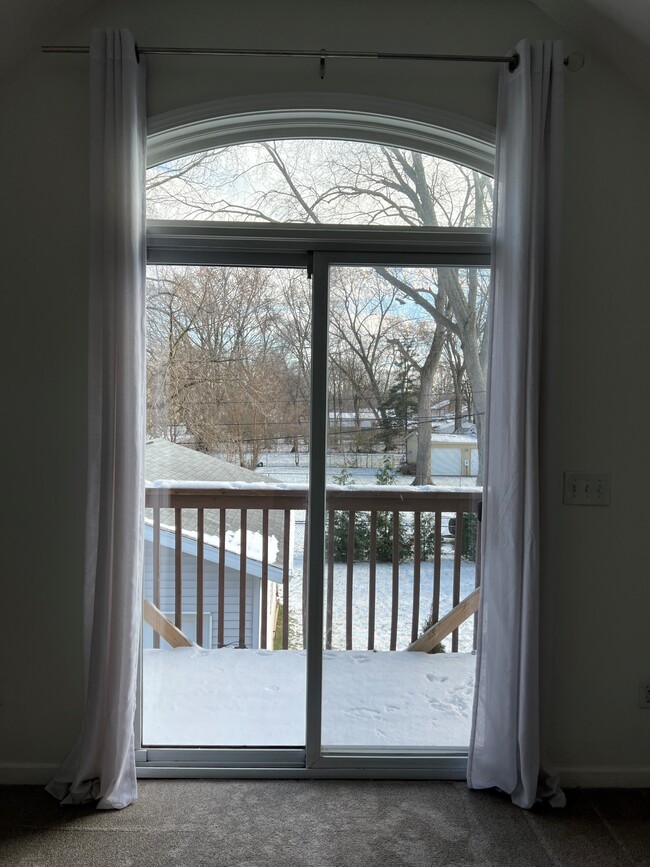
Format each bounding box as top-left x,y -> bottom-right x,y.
0,781 -> 648,866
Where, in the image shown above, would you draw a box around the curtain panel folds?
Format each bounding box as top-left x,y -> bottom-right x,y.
467,39 -> 565,809
46,28 -> 146,810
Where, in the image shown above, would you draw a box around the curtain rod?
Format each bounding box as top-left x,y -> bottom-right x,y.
41,45 -> 585,75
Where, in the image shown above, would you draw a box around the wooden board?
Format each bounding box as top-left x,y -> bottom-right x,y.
406,587 -> 481,653
143,597 -> 194,648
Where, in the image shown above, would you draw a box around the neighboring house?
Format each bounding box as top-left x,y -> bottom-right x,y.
328,410 -> 376,430
431,398 -> 453,418
405,431 -> 479,477
144,439 -> 289,650
432,421 -> 477,435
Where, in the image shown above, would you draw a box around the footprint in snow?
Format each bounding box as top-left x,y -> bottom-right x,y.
425,673 -> 449,683
344,707 -> 381,720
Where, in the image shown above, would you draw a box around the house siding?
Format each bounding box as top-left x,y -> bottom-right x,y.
143,540 -> 258,649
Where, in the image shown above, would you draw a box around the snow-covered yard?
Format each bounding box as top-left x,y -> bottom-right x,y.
143,647 -> 475,748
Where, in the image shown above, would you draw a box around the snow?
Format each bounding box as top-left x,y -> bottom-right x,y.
143,647 -> 475,748
144,516 -> 281,566
430,434 -> 478,445
151,479 -> 308,491
149,478 -> 481,496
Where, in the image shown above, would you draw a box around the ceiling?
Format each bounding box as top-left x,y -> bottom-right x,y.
1,0 -> 649,89
532,0 -> 650,90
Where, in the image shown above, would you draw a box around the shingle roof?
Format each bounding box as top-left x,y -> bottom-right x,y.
145,439 -> 288,568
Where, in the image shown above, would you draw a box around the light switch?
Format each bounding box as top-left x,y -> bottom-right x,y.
563,472 -> 611,506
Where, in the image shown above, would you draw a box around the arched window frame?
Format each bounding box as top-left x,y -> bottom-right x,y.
146,98 -> 494,265
140,99 -> 494,777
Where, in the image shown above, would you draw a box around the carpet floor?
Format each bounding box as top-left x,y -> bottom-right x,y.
0,781 -> 648,866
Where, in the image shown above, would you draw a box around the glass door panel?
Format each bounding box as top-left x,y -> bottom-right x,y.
142,264 -> 311,748
319,264 -> 487,753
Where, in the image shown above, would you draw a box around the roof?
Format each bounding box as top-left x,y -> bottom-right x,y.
406,431 -> 478,445
146,438 -> 279,486
431,434 -> 478,446
145,439 -> 288,569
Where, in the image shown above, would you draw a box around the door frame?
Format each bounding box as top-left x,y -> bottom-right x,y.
137,224 -> 490,779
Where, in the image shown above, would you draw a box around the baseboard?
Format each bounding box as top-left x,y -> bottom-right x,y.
0,763 -> 59,785
2,762 -> 648,788
558,766 -> 650,788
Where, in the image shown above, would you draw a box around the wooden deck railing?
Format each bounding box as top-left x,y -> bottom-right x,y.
144,484 -> 481,653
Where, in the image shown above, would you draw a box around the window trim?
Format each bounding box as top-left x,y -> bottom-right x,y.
147,95 -> 495,175
147,221 -> 492,266
140,106 -> 493,779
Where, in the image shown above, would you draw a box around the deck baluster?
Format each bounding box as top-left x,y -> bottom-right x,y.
346,511 -> 355,650
411,511 -> 421,644
218,508 -> 226,647
433,511 -> 442,625
197,508 -> 204,647
282,510 -> 290,650
452,511 -> 464,653
153,506 -> 160,649
368,511 -> 377,650
326,509 -> 334,650
261,510 -> 269,649
474,506 -> 482,651
239,509 -> 247,647
174,507 -> 182,629
302,512 -> 309,649
390,511 -> 400,651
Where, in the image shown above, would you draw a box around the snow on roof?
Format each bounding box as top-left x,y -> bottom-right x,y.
145,439 -> 288,568
406,432 -> 478,445
430,434 -> 478,445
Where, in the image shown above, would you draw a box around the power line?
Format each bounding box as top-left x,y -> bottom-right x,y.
148,410 -> 486,445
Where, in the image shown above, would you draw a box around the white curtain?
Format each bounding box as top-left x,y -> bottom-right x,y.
47,29 -> 146,810
467,40 -> 565,809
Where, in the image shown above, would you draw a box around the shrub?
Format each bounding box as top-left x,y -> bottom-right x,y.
331,466 -> 370,562
374,459 -> 413,563
448,512 -> 478,561
418,607 -> 446,654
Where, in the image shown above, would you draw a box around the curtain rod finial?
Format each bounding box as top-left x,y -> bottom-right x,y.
564,51 -> 585,71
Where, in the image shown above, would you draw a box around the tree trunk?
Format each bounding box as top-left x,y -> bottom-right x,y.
413,326 -> 447,485
462,330 -> 486,485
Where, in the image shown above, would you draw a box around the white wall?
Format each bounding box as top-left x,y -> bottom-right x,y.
1,0 -> 648,784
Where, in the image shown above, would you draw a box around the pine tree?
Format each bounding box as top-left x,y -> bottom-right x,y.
331,466 -> 370,561
374,459 -> 413,562
378,357 -> 419,450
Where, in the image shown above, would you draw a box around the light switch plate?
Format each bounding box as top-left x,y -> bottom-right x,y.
563,472 -> 611,506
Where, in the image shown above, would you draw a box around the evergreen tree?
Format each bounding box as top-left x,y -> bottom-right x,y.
331,466 -> 370,561
374,459 -> 413,562
378,356 -> 418,450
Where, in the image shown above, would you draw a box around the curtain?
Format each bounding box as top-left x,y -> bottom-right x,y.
46,29 -> 146,810
467,40 -> 565,809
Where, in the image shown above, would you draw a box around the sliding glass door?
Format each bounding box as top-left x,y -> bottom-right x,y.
304,253 -> 485,771
139,221 -> 490,777
142,262 -> 312,751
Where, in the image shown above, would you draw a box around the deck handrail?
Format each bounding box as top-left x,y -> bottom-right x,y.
144,483 -> 481,652
145,483 -> 480,512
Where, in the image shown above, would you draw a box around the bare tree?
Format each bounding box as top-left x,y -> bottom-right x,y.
147,140 -> 493,481
147,266 -> 307,468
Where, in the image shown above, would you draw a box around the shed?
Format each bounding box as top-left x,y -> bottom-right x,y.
405,431 -> 479,477
144,439 -> 289,650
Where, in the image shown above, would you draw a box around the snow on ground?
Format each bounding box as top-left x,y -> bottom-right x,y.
252,449 -> 480,488
143,647 -> 475,748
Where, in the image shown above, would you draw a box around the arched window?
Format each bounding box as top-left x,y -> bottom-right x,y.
147,137 -> 492,229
